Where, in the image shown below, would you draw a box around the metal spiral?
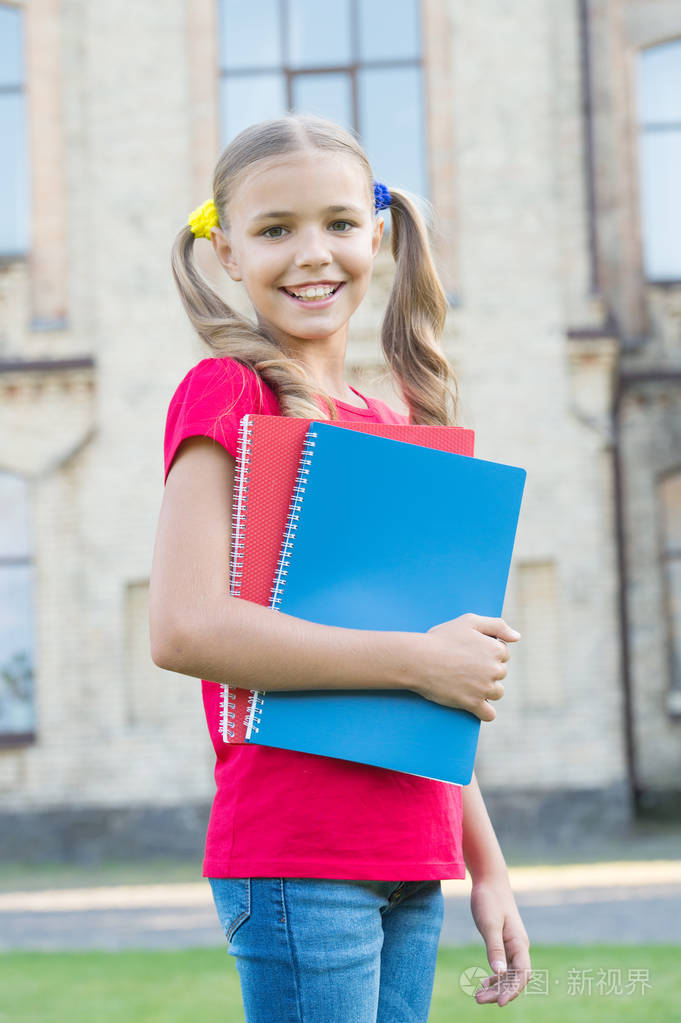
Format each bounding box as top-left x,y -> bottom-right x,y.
221,415 -> 254,741
246,428 -> 318,740
269,431 -> 317,609
229,417 -> 254,598
246,690 -> 265,734
219,694 -> 237,741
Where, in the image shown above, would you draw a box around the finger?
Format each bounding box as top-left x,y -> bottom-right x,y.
495,638 -> 511,662
477,700 -> 497,722
476,974 -> 499,991
494,664 -> 508,683
475,968 -> 528,1007
507,946 -> 532,993
498,967 -> 532,1007
495,947 -> 532,1007
505,935 -> 531,970
486,681 -> 505,702
475,980 -> 500,1004
487,945 -> 507,977
473,617 -> 521,642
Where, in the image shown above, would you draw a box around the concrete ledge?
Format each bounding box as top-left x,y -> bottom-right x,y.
0,804 -> 211,864
1,784 -> 672,866
479,783 -> 634,856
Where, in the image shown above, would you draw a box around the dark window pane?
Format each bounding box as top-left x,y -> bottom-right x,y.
358,67 -> 427,196
220,74 -> 287,142
292,72 -> 353,129
287,0 -> 351,68
0,93 -> 29,255
637,39 -> 681,125
660,475 -> 681,690
0,4 -> 23,87
358,0 -> 421,61
667,559 -> 681,690
0,565 -> 34,735
218,0 -> 281,70
638,130 -> 681,280
660,473 -> 681,552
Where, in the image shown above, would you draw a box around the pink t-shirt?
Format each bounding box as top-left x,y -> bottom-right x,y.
163,356 -> 465,880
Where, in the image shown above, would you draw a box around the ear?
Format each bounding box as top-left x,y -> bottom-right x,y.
371,216 -> 385,258
211,226 -> 242,281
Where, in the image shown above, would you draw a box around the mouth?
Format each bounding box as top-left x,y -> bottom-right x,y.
280,282 -> 344,304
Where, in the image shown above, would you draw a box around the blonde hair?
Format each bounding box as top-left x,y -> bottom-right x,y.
171,115 -> 458,424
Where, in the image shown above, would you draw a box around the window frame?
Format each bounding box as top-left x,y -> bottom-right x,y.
0,0 -> 29,260
636,36 -> 681,285
217,0 -> 427,190
0,468 -> 36,747
658,466 -> 681,715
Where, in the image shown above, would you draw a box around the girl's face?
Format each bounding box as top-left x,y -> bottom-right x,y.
212,151 -> 383,356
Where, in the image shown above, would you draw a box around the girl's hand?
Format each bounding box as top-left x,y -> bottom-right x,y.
414,614 -> 520,719
469,876 -> 532,1007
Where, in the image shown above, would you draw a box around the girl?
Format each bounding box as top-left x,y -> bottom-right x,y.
150,115 -> 531,1021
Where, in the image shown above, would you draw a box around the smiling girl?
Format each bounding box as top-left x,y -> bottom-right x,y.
150,115 -> 530,1021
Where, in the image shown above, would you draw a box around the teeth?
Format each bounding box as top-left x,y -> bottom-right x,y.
289,285 -> 336,300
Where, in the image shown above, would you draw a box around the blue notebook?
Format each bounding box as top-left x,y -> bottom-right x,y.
246,422 -> 526,785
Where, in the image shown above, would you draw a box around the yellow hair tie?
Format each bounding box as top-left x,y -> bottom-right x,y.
188,199 -> 219,239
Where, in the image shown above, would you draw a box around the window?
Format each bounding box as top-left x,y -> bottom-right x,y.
514,561 -> 563,709
636,38 -> 681,281
659,470 -> 681,709
217,0 -> 427,196
0,471 -> 35,741
0,3 -> 29,256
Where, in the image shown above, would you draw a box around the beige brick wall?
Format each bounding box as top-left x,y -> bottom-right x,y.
1,0 -> 678,818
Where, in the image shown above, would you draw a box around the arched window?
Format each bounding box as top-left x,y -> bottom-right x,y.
217,0 -> 427,196
0,471 -> 35,742
0,3 -> 29,256
636,38 -> 681,281
659,469 -> 681,710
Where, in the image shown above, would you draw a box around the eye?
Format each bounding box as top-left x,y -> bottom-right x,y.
262,225 -> 288,239
329,220 -> 354,232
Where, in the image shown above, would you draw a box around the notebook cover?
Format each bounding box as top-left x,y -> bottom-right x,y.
246,422 -> 526,785
222,416 -> 475,741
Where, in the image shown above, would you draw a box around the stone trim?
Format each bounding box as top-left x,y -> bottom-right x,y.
0,357 -> 95,375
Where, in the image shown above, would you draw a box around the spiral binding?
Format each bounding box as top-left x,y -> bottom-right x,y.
230,416 -> 254,599
269,431 -> 317,609
246,690 -> 265,735
219,415 -> 254,741
246,429 -> 318,739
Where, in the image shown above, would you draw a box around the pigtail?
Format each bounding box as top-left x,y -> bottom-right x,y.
381,188 -> 458,426
170,224 -> 337,420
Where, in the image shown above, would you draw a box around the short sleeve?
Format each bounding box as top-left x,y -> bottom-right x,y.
163,357 -> 280,482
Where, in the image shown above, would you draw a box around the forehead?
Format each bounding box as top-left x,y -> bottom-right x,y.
228,150 -> 372,218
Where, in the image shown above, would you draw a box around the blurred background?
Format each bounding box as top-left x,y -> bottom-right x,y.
0,0 -> 680,867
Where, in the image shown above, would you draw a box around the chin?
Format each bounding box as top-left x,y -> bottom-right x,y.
278,320 -> 342,342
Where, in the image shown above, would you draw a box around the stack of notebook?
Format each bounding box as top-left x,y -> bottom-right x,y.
222,415 -> 525,785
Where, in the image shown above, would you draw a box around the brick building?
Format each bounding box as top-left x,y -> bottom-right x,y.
0,0 -> 679,859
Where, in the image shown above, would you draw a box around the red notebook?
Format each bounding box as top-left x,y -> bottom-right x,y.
221,415 -> 476,742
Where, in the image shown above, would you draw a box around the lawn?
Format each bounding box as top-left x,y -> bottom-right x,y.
0,944 -> 677,1022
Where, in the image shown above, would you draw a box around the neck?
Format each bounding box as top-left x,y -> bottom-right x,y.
276,330 -> 354,402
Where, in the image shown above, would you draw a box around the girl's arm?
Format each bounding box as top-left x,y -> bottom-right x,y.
149,437 -> 519,718
462,773 -> 532,1006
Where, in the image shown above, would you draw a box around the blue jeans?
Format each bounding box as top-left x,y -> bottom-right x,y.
209,877 -> 444,1023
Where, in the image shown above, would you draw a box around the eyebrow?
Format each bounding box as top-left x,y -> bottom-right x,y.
249,204 -> 365,224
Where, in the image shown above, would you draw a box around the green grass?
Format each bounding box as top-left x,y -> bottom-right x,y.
0,945 -> 678,1023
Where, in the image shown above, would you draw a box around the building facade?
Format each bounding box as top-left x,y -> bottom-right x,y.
0,0 -> 679,859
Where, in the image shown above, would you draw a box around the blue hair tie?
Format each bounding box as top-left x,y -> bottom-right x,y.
373,180 -> 392,213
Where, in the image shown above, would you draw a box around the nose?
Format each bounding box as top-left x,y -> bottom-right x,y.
294,227 -> 332,269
